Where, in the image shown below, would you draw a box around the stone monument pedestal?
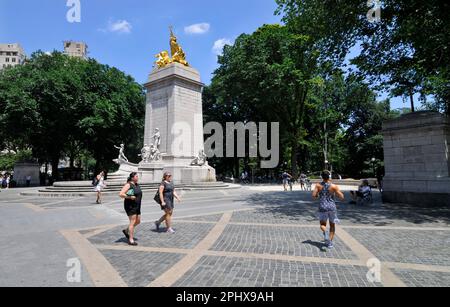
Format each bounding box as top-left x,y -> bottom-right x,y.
138,162 -> 165,184
382,111 -> 450,206
140,62 -> 217,184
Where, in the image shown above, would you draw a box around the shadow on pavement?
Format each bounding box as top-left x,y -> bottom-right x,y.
242,190 -> 450,227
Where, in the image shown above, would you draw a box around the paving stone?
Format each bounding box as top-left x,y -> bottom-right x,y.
393,269 -> 450,287
88,222 -> 214,249
179,214 -> 224,222
100,249 -> 185,287
345,228 -> 450,266
211,224 -> 357,259
174,256 -> 381,287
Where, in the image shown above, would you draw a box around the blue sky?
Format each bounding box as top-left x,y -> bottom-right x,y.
0,0 -> 411,110
0,0 -> 280,84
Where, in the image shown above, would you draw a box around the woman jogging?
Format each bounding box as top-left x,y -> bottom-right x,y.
312,170 -> 345,249
119,172 -> 143,246
155,172 -> 181,234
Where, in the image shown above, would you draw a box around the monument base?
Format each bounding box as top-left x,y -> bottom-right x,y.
138,162 -> 165,184
108,160 -> 139,183
383,190 -> 450,207
382,111 -> 450,206
163,165 -> 216,185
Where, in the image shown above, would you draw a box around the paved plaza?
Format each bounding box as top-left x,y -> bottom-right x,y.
0,185 -> 449,287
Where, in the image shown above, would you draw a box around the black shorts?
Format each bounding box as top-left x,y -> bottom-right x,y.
125,202 -> 141,217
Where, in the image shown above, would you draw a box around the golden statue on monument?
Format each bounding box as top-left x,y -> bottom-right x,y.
155,51 -> 172,68
155,27 -> 189,69
170,27 -> 189,66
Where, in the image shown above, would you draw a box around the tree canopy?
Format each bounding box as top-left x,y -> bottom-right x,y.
276,0 -> 450,114
0,51 -> 145,179
205,24 -> 396,179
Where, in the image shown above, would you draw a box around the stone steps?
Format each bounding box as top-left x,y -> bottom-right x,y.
20,181 -> 240,197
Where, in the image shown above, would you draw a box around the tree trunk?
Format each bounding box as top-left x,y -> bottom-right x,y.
409,92 -> 415,112
51,158 -> 59,184
291,140 -> 299,178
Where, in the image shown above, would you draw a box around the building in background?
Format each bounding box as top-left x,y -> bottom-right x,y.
0,43 -> 26,70
63,41 -> 88,59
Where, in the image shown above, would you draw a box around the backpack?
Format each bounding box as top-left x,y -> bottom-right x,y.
154,182 -> 164,205
92,177 -> 99,187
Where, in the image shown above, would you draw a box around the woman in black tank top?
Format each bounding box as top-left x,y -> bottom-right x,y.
119,172 -> 143,246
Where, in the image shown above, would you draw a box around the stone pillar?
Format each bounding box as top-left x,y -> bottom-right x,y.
144,63 -> 205,163
142,63 -> 216,184
382,111 -> 450,206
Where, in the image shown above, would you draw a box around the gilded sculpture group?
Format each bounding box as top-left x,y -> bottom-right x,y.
155,27 -> 189,68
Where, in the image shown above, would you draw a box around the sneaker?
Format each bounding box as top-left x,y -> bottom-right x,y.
327,241 -> 334,249
166,228 -> 175,234
128,241 -> 138,246
155,221 -> 161,232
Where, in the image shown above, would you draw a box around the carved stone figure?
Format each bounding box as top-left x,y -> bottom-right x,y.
191,149 -> 207,166
150,144 -> 162,162
152,128 -> 161,150
139,144 -> 152,163
114,144 -> 129,163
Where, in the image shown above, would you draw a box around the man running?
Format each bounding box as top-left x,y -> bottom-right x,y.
312,170 -> 345,249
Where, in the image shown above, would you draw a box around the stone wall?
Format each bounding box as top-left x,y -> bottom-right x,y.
13,162 -> 40,187
382,111 -> 450,206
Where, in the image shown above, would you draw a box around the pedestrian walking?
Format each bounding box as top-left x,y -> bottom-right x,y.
119,172 -> 143,246
94,171 -> 107,204
282,171 -> 293,192
299,173 -> 307,191
312,170 -> 345,249
155,172 -> 181,234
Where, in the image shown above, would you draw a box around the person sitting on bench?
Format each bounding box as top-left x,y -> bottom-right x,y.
350,180 -> 372,204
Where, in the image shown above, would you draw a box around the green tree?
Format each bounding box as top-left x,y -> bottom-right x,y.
276,0 -> 450,114
206,24 -> 322,177
0,51 -> 145,180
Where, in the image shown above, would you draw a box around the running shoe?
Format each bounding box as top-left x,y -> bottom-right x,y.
167,228 -> 175,234
327,241 -> 334,249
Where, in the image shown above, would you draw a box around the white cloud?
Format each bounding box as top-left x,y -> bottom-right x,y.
100,19 -> 132,34
184,23 -> 210,35
212,38 -> 233,55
